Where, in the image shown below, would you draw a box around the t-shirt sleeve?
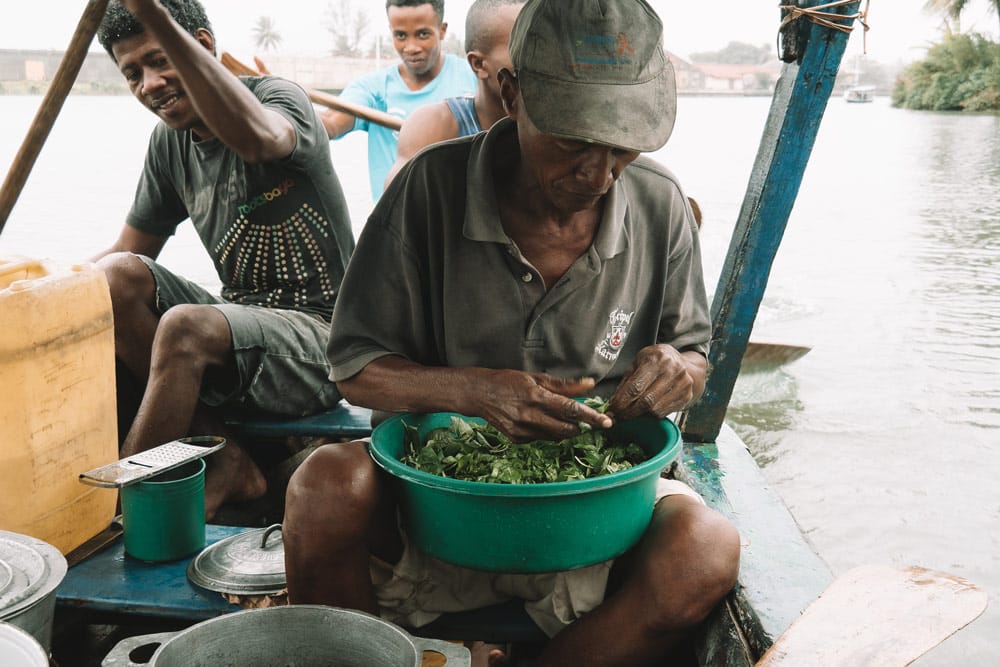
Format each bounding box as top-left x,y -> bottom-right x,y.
125,127 -> 187,237
335,72 -> 383,134
325,190 -> 432,381
249,76 -> 328,170
658,189 -> 711,357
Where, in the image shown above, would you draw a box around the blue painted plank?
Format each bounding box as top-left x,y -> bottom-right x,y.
56,524 -> 245,620
683,1 -> 861,442
225,402 -> 374,439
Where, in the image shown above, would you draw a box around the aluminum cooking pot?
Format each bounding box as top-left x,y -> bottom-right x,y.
0,530 -> 67,652
102,605 -> 469,667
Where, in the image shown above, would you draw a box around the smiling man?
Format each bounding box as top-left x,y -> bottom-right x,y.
93,0 -> 355,519
321,0 -> 476,201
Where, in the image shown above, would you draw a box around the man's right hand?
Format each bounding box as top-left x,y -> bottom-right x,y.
472,370 -> 613,442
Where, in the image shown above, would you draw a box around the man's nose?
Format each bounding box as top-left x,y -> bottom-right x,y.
141,69 -> 166,95
577,148 -> 615,191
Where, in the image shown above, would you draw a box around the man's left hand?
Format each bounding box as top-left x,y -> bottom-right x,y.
608,344 -> 705,420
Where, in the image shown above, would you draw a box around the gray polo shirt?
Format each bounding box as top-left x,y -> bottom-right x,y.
327,118 -> 710,398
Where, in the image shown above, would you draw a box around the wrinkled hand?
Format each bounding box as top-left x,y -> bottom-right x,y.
475,371 -> 613,442
609,344 -> 704,420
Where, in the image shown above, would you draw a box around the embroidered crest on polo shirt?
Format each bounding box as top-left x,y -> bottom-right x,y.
595,307 -> 635,362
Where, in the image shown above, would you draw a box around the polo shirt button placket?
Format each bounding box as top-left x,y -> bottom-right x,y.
521,272 -> 533,283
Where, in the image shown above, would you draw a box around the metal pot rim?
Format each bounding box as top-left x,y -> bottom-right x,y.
0,531 -> 66,620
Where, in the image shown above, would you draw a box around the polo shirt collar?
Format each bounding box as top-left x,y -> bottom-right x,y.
463,117 -> 630,260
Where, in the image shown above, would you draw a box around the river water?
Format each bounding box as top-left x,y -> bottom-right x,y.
2,93 -> 998,664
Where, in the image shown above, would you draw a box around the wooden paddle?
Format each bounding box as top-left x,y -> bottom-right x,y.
220,52 -> 403,132
757,564 -> 988,665
742,342 -> 812,368
0,0 -> 111,236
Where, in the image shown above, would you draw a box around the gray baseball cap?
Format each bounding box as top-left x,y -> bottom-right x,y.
509,0 -> 676,153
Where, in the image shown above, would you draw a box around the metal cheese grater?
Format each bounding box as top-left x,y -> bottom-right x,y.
79,436 -> 226,488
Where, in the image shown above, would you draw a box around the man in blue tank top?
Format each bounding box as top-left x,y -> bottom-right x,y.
321,0 -> 476,201
385,0 -> 525,186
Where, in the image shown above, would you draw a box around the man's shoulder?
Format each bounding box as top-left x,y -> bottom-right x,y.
623,155 -> 686,193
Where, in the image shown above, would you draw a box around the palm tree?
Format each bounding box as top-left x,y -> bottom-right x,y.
924,0 -> 1000,36
252,16 -> 282,53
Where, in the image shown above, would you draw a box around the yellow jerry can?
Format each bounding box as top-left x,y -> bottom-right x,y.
0,257 -> 118,554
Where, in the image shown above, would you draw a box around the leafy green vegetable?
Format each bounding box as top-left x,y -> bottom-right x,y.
401,402 -> 647,484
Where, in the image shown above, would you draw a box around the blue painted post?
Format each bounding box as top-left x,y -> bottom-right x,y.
683,1 -> 862,442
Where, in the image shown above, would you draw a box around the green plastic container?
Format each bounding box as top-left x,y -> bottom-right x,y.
369,413 -> 682,573
121,459 -> 206,562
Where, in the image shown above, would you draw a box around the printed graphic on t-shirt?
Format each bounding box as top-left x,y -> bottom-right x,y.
213,176 -> 336,310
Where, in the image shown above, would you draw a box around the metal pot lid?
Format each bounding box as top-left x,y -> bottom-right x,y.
187,524 -> 286,595
0,531 -> 67,619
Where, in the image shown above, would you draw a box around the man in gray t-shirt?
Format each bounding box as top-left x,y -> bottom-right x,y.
285,0 -> 740,663
94,0 -> 354,518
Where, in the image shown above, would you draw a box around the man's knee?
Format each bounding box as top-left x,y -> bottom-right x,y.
99,252 -> 153,307
154,304 -> 232,364
644,502 -> 741,629
286,441 -> 380,520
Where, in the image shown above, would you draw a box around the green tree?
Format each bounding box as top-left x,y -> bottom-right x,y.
252,16 -> 282,53
892,33 -> 1000,111
325,0 -> 370,57
925,0 -> 1000,35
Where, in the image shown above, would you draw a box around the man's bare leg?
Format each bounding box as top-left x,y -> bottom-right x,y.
284,440 -> 402,612
532,496 -> 740,667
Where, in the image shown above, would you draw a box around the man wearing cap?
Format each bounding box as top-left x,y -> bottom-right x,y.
284,0 -> 740,663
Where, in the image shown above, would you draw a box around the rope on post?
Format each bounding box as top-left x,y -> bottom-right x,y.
780,0 -> 870,47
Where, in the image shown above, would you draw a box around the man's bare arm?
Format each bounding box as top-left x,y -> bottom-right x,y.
321,108 -> 358,139
337,355 -> 612,441
385,101 -> 460,187
122,0 -> 295,163
91,225 -> 168,262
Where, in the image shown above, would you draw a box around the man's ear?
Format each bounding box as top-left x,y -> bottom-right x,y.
439,21 -> 448,40
467,50 -> 488,80
195,28 -> 216,56
498,68 -> 519,116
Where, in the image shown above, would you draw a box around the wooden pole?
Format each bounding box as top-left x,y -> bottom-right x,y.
0,0 -> 111,237
682,1 -> 861,442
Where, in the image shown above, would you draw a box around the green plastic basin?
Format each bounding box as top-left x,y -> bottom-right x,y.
369,413 -> 682,573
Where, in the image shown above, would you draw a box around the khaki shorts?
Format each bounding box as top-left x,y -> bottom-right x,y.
372,477 -> 704,637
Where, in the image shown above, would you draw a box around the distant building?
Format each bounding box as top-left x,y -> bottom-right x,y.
692,62 -> 782,94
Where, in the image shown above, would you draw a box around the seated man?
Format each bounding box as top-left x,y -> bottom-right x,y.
94,0 -> 355,518
384,0 -> 525,186
285,0 -> 740,664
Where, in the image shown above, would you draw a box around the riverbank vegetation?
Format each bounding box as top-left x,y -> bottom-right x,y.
892,33 -> 1000,111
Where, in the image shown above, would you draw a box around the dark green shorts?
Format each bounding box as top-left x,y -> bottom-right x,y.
139,255 -> 341,416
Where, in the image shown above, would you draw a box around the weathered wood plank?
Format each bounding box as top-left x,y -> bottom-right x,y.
676,425 -> 832,662
683,1 -> 861,442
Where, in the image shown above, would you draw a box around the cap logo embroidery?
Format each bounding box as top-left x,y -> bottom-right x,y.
572,33 -> 635,68
616,33 -> 635,56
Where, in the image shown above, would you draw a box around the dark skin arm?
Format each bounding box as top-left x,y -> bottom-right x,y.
339,344 -> 706,441
121,0 -> 296,163
337,355 -> 613,442
90,225 -> 168,262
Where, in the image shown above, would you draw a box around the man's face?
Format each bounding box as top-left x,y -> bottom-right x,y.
505,79 -> 640,215
112,31 -> 208,137
387,3 -> 446,79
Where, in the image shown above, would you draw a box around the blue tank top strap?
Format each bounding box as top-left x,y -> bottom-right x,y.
445,96 -> 482,137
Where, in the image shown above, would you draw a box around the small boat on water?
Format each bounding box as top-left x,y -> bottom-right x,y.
844,84 -> 876,103
0,2 -> 986,666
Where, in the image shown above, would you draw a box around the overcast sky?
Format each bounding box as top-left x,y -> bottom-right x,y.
3,0 -> 998,65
